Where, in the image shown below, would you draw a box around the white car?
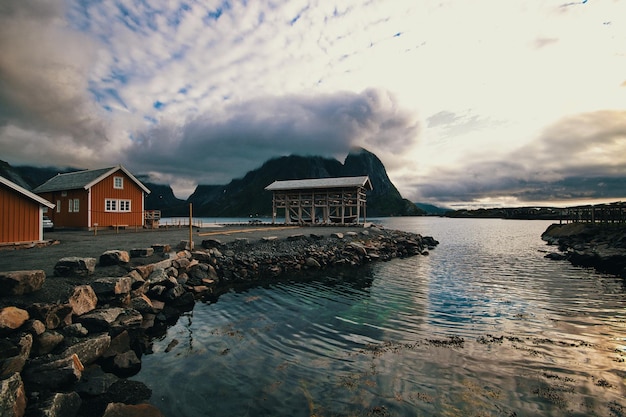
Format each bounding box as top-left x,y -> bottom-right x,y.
43,216 -> 54,231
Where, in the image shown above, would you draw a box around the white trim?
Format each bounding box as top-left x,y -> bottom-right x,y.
39,206 -> 44,241
0,175 -> 55,208
83,165 -> 151,194
87,188 -> 92,227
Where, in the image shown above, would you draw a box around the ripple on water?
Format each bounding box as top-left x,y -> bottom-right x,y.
137,218 -> 626,417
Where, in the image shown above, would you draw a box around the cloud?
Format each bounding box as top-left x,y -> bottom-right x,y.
125,88 -> 420,195
0,0 -> 114,167
416,110 -> 626,204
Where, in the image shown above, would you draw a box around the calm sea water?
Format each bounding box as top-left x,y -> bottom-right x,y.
136,217 -> 626,417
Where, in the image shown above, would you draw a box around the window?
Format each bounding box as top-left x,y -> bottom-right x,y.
56,200 -> 61,213
105,199 -> 117,212
68,199 -> 79,213
105,199 -> 131,212
113,176 -> 124,189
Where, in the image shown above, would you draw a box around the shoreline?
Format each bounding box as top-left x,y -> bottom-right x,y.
541,223 -> 626,277
0,224 -> 438,417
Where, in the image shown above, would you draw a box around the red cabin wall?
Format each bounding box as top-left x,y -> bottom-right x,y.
0,184 -> 41,243
90,171 -> 144,228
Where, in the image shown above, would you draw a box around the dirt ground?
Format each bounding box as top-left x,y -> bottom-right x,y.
0,223 -> 373,307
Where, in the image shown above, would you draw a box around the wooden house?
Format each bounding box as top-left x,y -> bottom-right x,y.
1,175 -> 55,245
265,176 -> 373,224
33,165 -> 150,230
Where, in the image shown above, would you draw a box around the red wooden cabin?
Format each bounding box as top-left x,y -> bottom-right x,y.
1,175 -> 55,244
34,165 -> 150,230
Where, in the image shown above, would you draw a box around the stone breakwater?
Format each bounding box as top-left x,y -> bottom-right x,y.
0,226 -> 438,417
541,223 -> 626,277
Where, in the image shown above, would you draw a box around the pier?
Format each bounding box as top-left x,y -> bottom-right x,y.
560,202 -> 626,224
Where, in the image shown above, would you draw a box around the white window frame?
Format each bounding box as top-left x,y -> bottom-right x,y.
113,176 -> 124,189
105,198 -> 131,212
68,198 -> 79,213
56,200 -> 61,213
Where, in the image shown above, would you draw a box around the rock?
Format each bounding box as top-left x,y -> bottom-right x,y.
37,391 -> 81,417
74,365 -> 119,396
146,269 -> 174,287
109,350 -> 141,377
60,333 -> 111,366
130,295 -> 159,314
151,244 -> 170,254
75,308 -> 124,332
287,234 -> 305,241
129,248 -> 154,258
262,236 -> 278,242
545,252 -> 567,260
331,232 -> 344,239
64,323 -> 88,337
0,334 -> 32,377
112,309 -> 143,328
102,331 -> 131,359
177,240 -> 193,251
0,307 -> 29,335
102,402 -> 164,417
0,372 -> 26,417
310,233 -> 324,240
27,303 -> 72,330
54,257 -> 96,277
23,319 -> 45,336
32,330 -> 64,356
99,250 -> 130,266
305,257 -> 321,269
0,270 -> 46,295
201,238 -> 223,249
92,277 -> 132,296
68,285 -> 98,316
22,354 -> 84,392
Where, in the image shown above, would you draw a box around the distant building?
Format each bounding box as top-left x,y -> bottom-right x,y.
0,175 -> 55,245
34,165 -> 150,229
265,176 -> 373,224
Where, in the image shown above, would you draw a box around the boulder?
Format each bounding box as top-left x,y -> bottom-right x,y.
331,232 -> 344,239
99,250 -> 130,266
74,365 -> 118,397
22,354 -> 84,392
0,334 -> 32,377
130,248 -> 154,258
32,330 -> 64,356
0,270 -> 45,295
68,285 -> 98,316
60,333 -> 111,366
109,350 -> 142,377
92,277 -> 132,297
75,308 -> 124,332
201,238 -> 223,249
37,391 -> 81,417
27,303 -> 72,330
0,307 -> 29,334
0,372 -> 26,417
102,402 -> 164,417
305,257 -> 321,269
151,244 -> 171,254
54,257 -> 96,277
177,240 -> 193,251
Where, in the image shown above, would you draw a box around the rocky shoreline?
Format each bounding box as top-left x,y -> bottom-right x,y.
541,223 -> 626,277
0,225 -> 438,417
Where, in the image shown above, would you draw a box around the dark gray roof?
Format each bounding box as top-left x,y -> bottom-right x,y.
33,165 -> 150,194
265,176 -> 372,191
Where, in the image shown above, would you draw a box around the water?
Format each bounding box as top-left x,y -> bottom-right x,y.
135,218 -> 626,416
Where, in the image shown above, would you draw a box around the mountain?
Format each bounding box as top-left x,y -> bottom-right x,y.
188,148 -> 424,217
0,160 -> 76,190
1,148 -> 423,217
415,203 -> 450,215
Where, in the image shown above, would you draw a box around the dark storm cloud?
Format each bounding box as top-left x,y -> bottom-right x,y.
125,89 -> 420,185
0,0 -> 108,165
417,110 -> 626,203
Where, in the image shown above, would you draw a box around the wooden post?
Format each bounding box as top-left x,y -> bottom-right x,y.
189,203 -> 194,250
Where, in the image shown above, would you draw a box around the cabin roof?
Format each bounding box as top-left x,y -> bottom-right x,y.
265,176 -> 372,192
33,165 -> 151,194
0,175 -> 55,208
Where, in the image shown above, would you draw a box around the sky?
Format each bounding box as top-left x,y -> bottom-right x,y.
0,0 -> 625,208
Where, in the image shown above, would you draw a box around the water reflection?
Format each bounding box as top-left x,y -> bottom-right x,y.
137,218 -> 626,417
